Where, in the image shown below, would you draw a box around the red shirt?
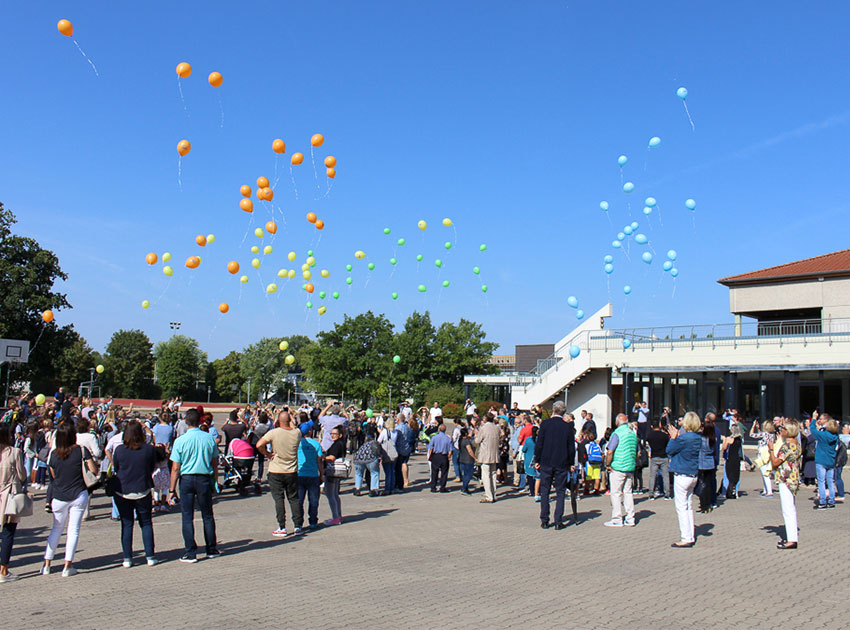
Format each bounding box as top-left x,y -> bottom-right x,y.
518,424 -> 533,445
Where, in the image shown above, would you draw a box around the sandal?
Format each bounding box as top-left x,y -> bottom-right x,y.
776,541 -> 797,550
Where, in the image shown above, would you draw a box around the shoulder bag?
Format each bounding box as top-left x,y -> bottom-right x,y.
80,446 -> 99,491
325,458 -> 351,479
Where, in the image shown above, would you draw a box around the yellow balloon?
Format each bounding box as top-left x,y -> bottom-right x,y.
318,305 -> 327,315
288,251 -> 297,262
418,220 -> 427,231
301,263 -> 309,272
141,300 -> 150,309
442,218 -> 453,227
206,234 -> 215,243
277,269 -> 288,278
264,245 -> 273,255
240,275 -> 249,283
266,283 -> 278,294
306,256 -> 316,266
163,266 -> 173,276
287,269 -> 296,279
252,258 -> 261,269
254,228 -> 264,238
251,245 -> 260,254
285,354 -> 295,365
355,250 -> 366,259
162,252 -> 172,262
320,269 -> 330,278
96,364 -> 105,374
303,270 -> 312,280
35,394 -> 46,405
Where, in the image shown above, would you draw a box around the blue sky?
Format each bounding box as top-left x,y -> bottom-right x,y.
2,2 -> 850,359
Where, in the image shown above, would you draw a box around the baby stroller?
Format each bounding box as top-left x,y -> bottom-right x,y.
221,454 -> 260,495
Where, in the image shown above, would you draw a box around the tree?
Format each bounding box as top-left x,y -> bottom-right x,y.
208,351 -> 242,402
240,338 -> 290,401
103,330 -> 155,398
154,335 -> 207,398
431,319 -> 498,384
308,311 -> 395,408
54,331 -> 98,391
0,203 -> 72,388
393,310 -> 436,401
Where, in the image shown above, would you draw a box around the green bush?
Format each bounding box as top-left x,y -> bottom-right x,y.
475,401 -> 502,415
424,383 -> 464,408
442,402 -> 462,419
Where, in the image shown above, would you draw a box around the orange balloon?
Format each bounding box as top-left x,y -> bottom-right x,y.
265,221 -> 278,234
272,139 -> 286,154
240,199 -> 254,213
240,185 -> 251,197
219,303 -> 229,314
185,256 -> 200,269
227,261 -> 240,274
306,212 -> 317,224
305,283 -> 314,294
291,153 -> 304,165
208,72 -> 223,87
176,62 -> 192,78
311,134 -> 324,147
315,220 -> 325,230
42,310 -> 54,323
326,168 -> 336,179
196,235 -> 206,247
256,187 -> 265,200
57,19 -> 73,37
177,139 -> 191,156
324,156 -> 337,168
145,252 -> 158,265
257,176 -> 269,189
262,187 -> 273,201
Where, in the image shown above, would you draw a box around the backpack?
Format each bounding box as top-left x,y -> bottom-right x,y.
353,440 -> 379,465
395,426 -> 412,457
379,430 -> 398,462
586,441 -> 603,463
836,440 -> 848,469
577,441 -> 588,465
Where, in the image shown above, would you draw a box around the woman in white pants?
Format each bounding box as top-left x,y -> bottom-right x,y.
41,422 -> 99,577
665,412 -> 703,548
768,420 -> 801,550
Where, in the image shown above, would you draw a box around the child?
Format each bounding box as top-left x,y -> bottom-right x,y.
583,433 -> 603,496
152,445 -> 170,512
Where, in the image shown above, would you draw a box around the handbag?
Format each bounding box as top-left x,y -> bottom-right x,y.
324,458 -> 351,479
3,485 -> 33,518
104,473 -> 118,497
379,430 -> 398,463
80,447 -> 99,490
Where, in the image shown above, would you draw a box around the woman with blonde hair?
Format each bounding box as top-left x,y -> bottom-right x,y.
378,417 -> 399,495
769,420 -> 801,549
665,412 -> 703,548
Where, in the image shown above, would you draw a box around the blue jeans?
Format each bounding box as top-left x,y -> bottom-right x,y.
114,492 -> 155,560
297,476 -> 321,527
382,460 -> 396,493
836,466 -> 845,498
179,474 -> 218,556
815,464 -> 836,506
324,477 -> 342,520
452,451 -> 460,478
460,462 -> 474,492
355,459 -> 380,491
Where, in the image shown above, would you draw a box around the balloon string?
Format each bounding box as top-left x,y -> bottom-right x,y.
217,92 -> 224,129
273,156 -> 280,190
73,40 -> 99,77
682,102 -> 695,131
154,277 -> 173,306
606,213 -> 613,230
289,164 -> 299,200
452,225 -> 458,246
29,324 -> 48,354
239,213 -> 255,249
177,156 -> 182,191
321,177 -> 333,199
672,279 -> 677,299
310,146 -> 320,197
176,77 -> 188,117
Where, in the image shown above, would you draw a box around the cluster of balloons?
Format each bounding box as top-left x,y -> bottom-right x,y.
175,61 -> 224,88
306,212 -> 325,230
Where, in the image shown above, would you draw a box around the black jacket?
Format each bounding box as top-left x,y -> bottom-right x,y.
533,416 -> 576,470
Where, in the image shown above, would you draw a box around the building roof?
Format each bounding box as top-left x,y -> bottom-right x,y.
718,249 -> 850,286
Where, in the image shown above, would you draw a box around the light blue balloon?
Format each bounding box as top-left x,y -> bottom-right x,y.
641,252 -> 653,264
576,309 -> 584,320
567,296 -> 579,308
644,197 -> 657,208
568,344 -> 581,359
648,136 -> 661,147
623,226 -> 633,236
622,338 -> 632,349
685,198 -> 696,210
630,221 -> 639,230
634,233 -> 648,245
643,207 -> 653,215
604,263 -> 614,274
603,255 -> 613,264
600,201 -> 609,211
667,249 -> 678,261
623,285 -> 632,295
677,87 -> 688,100
618,155 -> 628,166
617,232 -> 625,241
670,268 -> 679,277
612,240 -> 622,249
623,182 -> 635,193
663,261 -> 673,271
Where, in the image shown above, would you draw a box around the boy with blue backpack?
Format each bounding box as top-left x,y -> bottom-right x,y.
581,431 -> 604,496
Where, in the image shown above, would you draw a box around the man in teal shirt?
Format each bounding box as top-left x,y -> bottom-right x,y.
168,409 -> 221,562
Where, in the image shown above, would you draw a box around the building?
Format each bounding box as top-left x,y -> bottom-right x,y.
465,249 -> 850,435
485,354 -> 516,372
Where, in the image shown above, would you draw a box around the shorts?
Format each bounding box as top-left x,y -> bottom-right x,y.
586,463 -> 601,480
397,454 -> 410,464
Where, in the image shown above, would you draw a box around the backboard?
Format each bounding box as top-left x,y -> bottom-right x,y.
0,339 -> 30,364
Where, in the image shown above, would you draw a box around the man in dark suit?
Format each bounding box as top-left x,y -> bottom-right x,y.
534,400 -> 576,530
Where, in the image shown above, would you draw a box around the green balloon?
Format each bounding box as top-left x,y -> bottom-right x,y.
302,283 -> 307,290
332,291 -> 340,299
391,292 -> 398,299
444,241 -> 452,250
346,277 -> 353,285
307,250 -> 314,256
435,259 -> 442,268
393,355 -> 401,363
309,260 -> 316,268
480,244 -> 487,251
390,257 -> 397,265
367,262 -> 375,271
346,264 -> 352,271
306,301 -> 313,308
418,284 -> 426,293
397,238 -> 406,246
473,266 -> 480,275
319,291 -> 326,299
383,227 -> 391,235
481,284 -> 488,293
442,280 -> 450,287
365,408 -> 373,418
416,254 -> 423,262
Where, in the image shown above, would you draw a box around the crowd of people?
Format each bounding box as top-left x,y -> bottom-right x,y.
0,390 -> 848,582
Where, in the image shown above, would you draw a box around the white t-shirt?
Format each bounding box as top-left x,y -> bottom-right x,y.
430,407 -> 443,422
401,406 -> 412,420
465,403 -> 476,416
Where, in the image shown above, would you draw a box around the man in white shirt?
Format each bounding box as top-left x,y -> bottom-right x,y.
401,402 -> 412,421
464,399 -> 476,421
429,402 -> 443,424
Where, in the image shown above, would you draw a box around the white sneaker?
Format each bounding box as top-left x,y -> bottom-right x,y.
0,572 -> 18,583
61,567 -> 78,577
603,519 -> 624,528
624,521 -> 636,527
146,558 -> 157,566
122,560 -> 132,568
40,565 -> 51,576
272,529 -> 288,538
